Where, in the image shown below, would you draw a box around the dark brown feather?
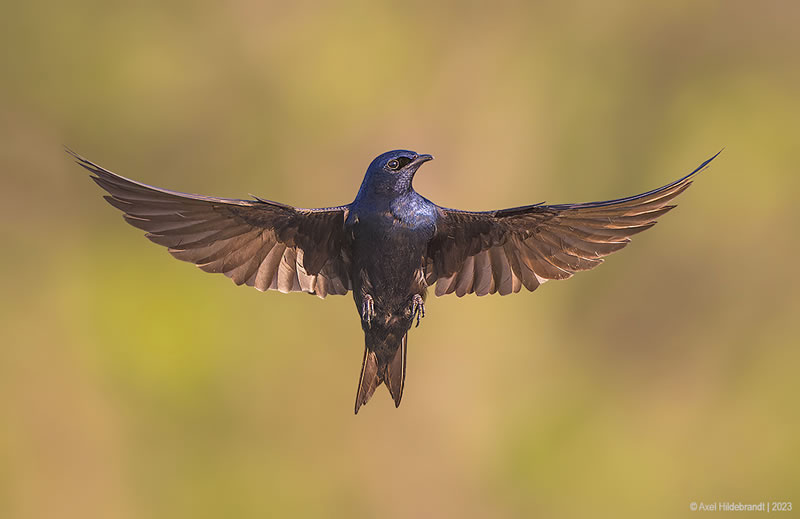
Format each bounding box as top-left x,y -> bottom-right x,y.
384,334 -> 407,408
355,348 -> 380,414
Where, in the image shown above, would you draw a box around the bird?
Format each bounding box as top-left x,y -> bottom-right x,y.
69,148 -> 720,413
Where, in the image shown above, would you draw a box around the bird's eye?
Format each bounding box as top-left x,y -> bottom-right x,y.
387,159 -> 400,170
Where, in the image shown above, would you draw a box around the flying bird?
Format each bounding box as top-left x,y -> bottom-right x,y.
69,148 -> 719,413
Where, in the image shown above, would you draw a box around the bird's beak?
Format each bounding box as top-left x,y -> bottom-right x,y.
411,154 -> 434,168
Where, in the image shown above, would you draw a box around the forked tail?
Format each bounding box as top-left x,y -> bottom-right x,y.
354,333 -> 407,414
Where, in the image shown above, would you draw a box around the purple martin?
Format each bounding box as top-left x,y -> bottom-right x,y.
69,148 -> 719,413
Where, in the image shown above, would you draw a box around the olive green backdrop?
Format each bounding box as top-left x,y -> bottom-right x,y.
1,1 -> 798,518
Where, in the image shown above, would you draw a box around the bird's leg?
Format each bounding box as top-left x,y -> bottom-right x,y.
361,294 -> 375,328
411,294 -> 425,328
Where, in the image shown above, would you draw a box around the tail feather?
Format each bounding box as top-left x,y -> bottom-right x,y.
355,348 -> 381,414
384,334 -> 407,407
354,333 -> 408,414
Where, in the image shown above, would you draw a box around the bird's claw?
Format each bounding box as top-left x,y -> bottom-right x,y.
361,294 -> 375,328
411,294 -> 425,328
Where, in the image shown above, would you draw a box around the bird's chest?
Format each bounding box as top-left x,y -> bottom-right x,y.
347,204 -> 435,287
350,212 -> 432,258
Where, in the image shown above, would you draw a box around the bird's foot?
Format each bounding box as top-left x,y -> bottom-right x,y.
411,294 -> 425,328
361,294 -> 375,328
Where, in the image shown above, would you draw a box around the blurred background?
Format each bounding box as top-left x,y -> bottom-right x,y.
1,1 -> 798,517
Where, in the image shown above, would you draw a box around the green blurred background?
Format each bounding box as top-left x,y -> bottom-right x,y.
1,1 -> 798,518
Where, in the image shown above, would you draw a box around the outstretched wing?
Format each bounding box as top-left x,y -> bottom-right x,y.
427,152 -> 720,297
70,150 -> 351,298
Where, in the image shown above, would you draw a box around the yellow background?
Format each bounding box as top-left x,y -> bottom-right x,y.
1,1 -> 798,518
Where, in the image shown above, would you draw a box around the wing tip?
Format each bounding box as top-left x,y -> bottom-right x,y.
691,148 -> 724,177
65,146 -> 104,175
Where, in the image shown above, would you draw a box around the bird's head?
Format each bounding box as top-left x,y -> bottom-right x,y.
357,150 -> 434,199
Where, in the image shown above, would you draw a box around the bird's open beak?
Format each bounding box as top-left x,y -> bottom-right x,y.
411,154 -> 434,168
